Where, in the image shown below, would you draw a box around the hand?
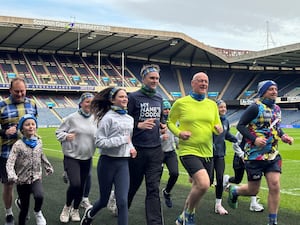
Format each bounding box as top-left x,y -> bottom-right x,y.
8,176 -> 17,183
179,131 -> 192,140
160,123 -> 167,134
130,149 -> 137,158
162,133 -> 169,141
45,168 -> 54,175
281,134 -> 294,145
137,118 -> 156,130
214,125 -> 223,134
5,125 -> 17,136
254,137 -> 267,147
66,133 -> 76,141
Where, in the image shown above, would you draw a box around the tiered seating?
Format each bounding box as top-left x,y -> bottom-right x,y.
0,51 -> 14,83
102,63 -> 120,86
179,67 -> 195,95
37,95 -> 56,108
55,54 -> 79,85
83,56 -> 107,86
37,107 -> 61,127
159,65 -> 180,95
227,109 -> 245,125
281,109 -> 300,125
108,58 -> 141,87
51,95 -> 68,107
54,107 -> 77,119
40,54 -> 68,85
10,52 -> 35,84
25,53 -> 49,84
222,71 -> 256,100
68,55 -> 98,86
276,75 -> 300,96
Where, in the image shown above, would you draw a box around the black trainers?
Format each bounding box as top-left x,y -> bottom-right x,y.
162,188 -> 173,208
5,214 -> 14,225
80,207 -> 93,225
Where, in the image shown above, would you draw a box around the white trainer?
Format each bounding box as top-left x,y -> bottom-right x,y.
215,204 -> 228,215
70,208 -> 81,221
59,205 -> 71,223
35,211 -> 46,225
80,199 -> 92,209
107,190 -> 117,216
223,174 -> 230,190
249,202 -> 264,212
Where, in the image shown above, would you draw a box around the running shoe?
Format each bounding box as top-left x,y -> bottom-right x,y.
162,188 -> 173,208
34,211 -> 46,225
223,174 -> 230,190
250,202 -> 264,212
215,204 -> 228,215
80,207 -> 93,225
227,185 -> 238,209
175,210 -> 195,225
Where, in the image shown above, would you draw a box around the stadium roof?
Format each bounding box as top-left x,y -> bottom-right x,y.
1,15 -> 300,70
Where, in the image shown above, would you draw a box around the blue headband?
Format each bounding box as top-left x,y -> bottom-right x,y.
141,67 -> 158,78
78,92 -> 94,108
109,87 -> 120,100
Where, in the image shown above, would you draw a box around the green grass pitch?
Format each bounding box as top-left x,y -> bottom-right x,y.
0,127 -> 299,225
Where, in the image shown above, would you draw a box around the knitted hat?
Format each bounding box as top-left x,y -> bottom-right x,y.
163,100 -> 171,109
257,80 -> 277,97
78,92 -> 94,108
17,114 -> 38,131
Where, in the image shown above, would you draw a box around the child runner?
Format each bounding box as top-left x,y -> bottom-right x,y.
6,114 -> 53,225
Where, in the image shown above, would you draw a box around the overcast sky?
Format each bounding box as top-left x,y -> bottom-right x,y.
1,0 -> 300,51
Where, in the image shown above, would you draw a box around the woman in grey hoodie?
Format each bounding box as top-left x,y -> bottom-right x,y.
81,87 -> 137,225
56,93 -> 96,223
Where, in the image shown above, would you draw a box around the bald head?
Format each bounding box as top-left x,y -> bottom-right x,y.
192,72 -> 208,81
191,72 -> 209,94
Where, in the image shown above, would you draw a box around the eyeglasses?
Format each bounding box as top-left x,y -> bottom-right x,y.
193,79 -> 208,84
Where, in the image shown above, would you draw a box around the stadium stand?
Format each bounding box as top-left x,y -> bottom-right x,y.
37,107 -> 61,127
1,49 -> 300,128
54,107 -> 77,120
0,16 -> 300,127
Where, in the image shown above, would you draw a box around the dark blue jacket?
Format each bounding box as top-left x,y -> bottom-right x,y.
213,117 -> 237,157
127,90 -> 163,148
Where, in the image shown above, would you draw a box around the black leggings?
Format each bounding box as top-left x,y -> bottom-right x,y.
163,150 -> 179,193
229,154 -> 245,184
212,156 -> 225,199
64,156 -> 92,209
17,180 -> 44,225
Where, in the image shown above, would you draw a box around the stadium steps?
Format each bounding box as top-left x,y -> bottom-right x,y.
50,108 -> 63,122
